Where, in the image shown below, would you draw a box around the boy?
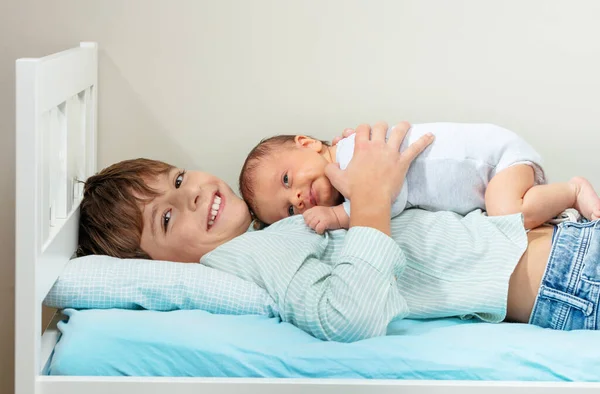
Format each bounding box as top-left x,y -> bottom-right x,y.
239,122 -> 600,233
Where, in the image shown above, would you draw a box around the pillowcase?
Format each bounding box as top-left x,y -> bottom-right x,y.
44,255 -> 278,317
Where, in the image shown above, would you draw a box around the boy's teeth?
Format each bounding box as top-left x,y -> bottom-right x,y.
208,195 -> 222,227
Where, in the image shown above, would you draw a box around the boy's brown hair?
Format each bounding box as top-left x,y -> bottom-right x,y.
239,134 -> 329,229
77,158 -> 174,258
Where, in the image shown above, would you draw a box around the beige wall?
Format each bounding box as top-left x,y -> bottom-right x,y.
1,0 -> 600,391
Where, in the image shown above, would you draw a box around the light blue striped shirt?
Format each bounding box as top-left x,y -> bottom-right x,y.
201,209 -> 527,342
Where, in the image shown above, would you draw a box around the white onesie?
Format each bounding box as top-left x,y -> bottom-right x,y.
336,123 -> 546,217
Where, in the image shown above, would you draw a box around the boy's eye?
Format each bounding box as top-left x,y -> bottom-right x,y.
175,170 -> 186,188
283,173 -> 290,187
287,206 -> 294,216
163,210 -> 171,231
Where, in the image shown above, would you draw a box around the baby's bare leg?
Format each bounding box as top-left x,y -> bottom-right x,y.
485,165 -> 600,229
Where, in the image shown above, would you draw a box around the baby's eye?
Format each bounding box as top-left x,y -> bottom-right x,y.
287,206 -> 294,216
163,210 -> 171,231
283,173 -> 290,187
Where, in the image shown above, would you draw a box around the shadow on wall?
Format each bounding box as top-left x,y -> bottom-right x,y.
97,50 -> 196,170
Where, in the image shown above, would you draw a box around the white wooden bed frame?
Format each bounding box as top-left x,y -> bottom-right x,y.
14,42 -> 600,394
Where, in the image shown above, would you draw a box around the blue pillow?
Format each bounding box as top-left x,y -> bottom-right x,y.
44,255 -> 278,316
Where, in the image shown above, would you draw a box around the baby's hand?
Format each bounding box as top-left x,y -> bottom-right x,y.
303,206 -> 344,235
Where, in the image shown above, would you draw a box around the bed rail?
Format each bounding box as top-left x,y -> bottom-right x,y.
15,42 -> 98,394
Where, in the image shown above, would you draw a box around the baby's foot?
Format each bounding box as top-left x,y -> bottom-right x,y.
570,177 -> 600,220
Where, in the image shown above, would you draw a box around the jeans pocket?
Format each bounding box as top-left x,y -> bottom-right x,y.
538,285 -> 594,317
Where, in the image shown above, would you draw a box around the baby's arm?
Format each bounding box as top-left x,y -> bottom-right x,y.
303,204 -> 350,234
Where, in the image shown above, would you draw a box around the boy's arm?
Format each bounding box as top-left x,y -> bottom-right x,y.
344,184 -> 409,221
295,190 -> 408,342
293,122 -> 429,342
290,225 -> 408,343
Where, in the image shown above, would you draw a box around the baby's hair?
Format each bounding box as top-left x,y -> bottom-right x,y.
239,134 -> 329,229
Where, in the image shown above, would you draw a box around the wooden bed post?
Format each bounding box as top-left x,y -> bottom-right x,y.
15,42 -> 98,394
15,56 -> 42,394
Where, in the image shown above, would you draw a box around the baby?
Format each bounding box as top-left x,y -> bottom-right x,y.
239,122 -> 600,233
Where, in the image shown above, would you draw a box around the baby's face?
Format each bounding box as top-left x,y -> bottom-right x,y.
252,145 -> 342,224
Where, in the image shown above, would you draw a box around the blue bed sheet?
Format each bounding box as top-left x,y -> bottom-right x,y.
48,309 -> 600,380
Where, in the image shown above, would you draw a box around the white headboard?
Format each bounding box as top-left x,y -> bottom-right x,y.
15,42 -> 97,392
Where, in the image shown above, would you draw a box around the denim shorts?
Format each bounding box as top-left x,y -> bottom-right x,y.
529,220 -> 600,330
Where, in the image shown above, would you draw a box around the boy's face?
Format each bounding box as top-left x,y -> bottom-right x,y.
139,169 -> 252,262
252,137 -> 342,224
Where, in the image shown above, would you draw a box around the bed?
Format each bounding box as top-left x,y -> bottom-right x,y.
14,42 -> 600,394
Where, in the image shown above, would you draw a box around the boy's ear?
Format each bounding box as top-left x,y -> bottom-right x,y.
294,135 -> 323,152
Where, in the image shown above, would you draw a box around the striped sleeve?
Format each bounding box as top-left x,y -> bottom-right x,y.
292,227 -> 410,342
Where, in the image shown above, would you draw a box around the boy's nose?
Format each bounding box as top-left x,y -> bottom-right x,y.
182,185 -> 200,211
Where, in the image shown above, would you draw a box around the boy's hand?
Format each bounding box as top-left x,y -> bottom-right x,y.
303,206 -> 344,235
326,121 -> 433,234
331,128 -> 356,146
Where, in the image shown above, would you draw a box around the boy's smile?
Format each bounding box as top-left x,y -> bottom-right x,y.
139,169 -> 252,262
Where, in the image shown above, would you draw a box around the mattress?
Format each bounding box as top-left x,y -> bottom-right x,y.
48,308 -> 600,380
